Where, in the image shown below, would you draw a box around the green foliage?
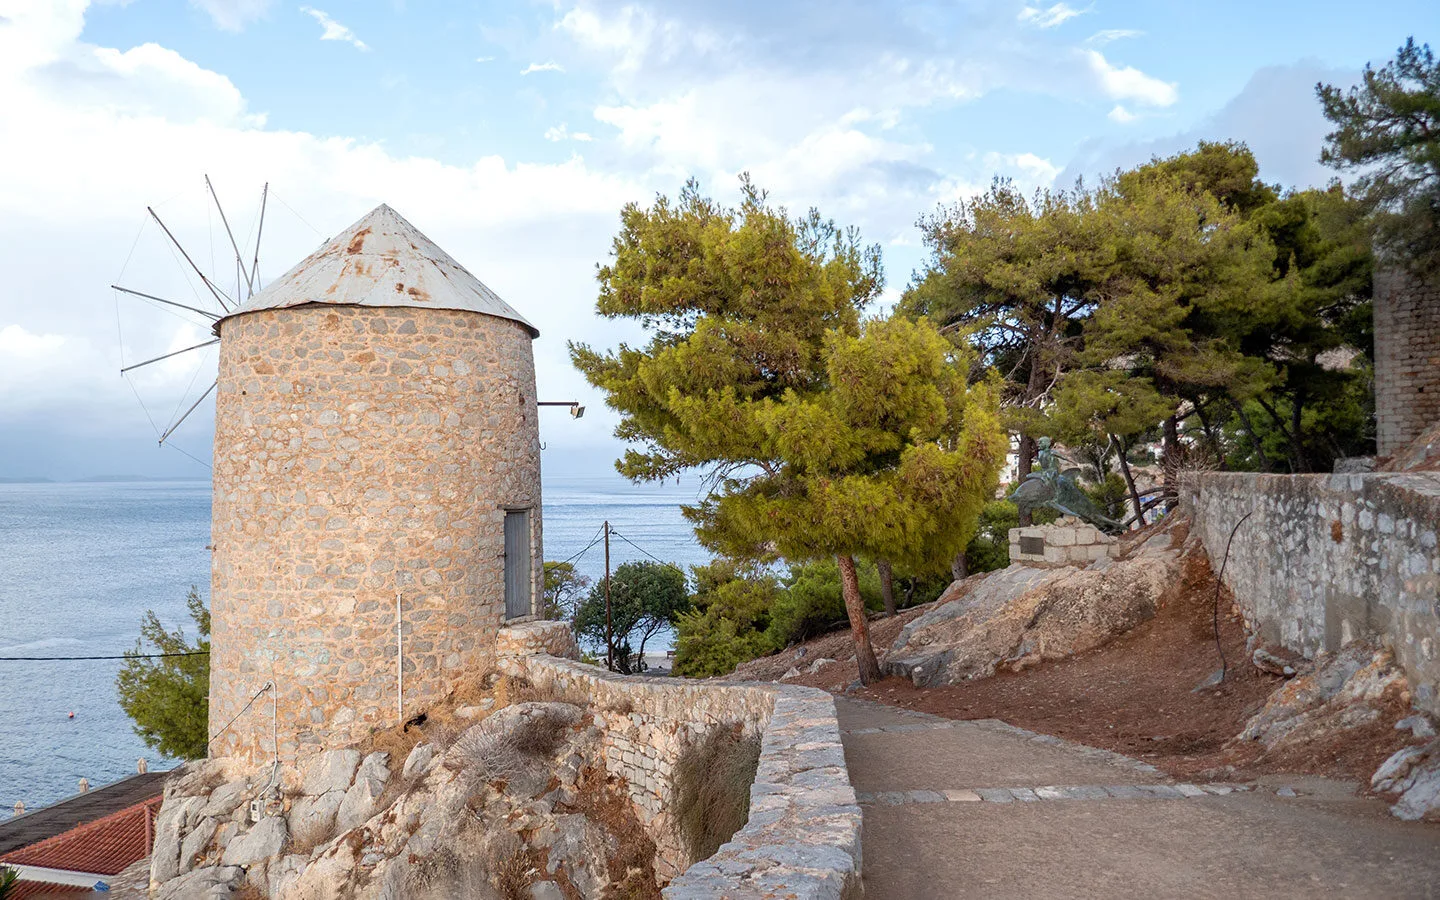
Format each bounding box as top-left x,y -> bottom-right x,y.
0,865 -> 17,900
573,561 -> 689,674
1083,473 -> 1130,523
673,555 -> 948,677
672,560 -> 782,678
116,587 -> 210,760
575,178 -> 1007,682
965,500 -> 1020,574
765,559 -> 880,645
1319,38 -> 1440,271
541,561 -> 591,621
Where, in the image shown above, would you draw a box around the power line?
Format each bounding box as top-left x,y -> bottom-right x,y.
0,651 -> 209,662
606,528 -> 689,579
553,524 -> 606,567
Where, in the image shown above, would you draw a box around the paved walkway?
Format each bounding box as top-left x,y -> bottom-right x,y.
836,698 -> 1440,899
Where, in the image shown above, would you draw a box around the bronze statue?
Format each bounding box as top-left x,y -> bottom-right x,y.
1009,438 -> 1125,533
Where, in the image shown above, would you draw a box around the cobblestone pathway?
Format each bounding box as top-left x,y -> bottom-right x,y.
836,697 -> 1440,899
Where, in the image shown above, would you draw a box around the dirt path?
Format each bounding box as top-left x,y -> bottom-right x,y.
837,697 -> 1440,899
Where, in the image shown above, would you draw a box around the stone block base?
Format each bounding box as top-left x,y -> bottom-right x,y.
497,620 -> 581,660
1009,520 -> 1118,565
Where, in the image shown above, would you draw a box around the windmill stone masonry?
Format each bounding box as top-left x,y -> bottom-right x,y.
207,204 -> 543,766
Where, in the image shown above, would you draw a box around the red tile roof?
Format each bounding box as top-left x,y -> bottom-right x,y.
0,795 -> 161,877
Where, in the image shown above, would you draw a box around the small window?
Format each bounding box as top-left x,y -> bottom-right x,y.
503,509 -> 532,619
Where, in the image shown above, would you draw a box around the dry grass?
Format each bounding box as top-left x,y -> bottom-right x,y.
565,766 -> 660,900
489,846 -> 537,900
673,725 -> 762,863
446,701 -> 576,792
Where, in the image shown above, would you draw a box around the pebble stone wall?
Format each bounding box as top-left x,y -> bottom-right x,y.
1184,472 -> 1440,716
209,305 -> 542,767
1375,267 -> 1440,456
496,625 -> 862,898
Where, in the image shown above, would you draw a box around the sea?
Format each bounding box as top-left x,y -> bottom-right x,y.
0,474 -> 710,811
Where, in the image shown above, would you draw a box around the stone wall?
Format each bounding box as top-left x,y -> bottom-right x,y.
1374,266 -> 1440,456
1183,472 -> 1440,716
496,629 -> 861,898
210,305 -> 543,767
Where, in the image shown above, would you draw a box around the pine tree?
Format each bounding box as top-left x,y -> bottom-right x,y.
115,587 -> 210,759
573,180 -> 1006,683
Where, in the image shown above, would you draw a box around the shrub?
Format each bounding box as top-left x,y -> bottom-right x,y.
673,726 -> 762,863
116,586 -> 210,759
672,561 -> 781,678
765,559 -> 881,645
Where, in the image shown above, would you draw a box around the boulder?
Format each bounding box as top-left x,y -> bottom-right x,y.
178,816 -> 220,874
156,864 -> 244,900
1373,739 -> 1440,822
336,751 -> 391,833
201,779 -> 252,820
402,743 -> 435,781
887,554 -> 1175,687
289,789 -> 345,844
536,813 -> 616,898
221,815 -> 289,866
1237,642 -> 1406,749
302,748 -> 362,796
151,795 -> 206,883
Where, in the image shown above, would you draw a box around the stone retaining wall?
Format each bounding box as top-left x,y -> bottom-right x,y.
1183,472 -> 1440,716
497,625 -> 862,898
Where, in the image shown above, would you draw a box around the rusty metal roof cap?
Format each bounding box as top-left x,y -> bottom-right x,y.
219,204 -> 538,337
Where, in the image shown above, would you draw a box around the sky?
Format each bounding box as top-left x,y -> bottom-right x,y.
0,0 -> 1430,479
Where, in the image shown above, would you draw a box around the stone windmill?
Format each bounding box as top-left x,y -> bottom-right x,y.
205,204 -> 543,766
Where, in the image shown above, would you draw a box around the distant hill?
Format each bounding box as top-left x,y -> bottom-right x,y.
0,476 -> 55,484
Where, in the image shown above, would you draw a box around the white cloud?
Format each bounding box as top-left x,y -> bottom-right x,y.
1061,61 -> 1355,191
1087,28 -> 1142,45
187,0 -> 272,32
475,55 -> 495,63
1107,103 -> 1136,123
986,151 -> 1062,185
1085,49 -> 1177,107
545,123 -> 593,142
0,1 -> 649,471
520,61 -> 565,75
300,6 -> 369,51
1019,3 -> 1084,28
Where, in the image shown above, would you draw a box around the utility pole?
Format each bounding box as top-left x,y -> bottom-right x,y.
603,520 -> 613,671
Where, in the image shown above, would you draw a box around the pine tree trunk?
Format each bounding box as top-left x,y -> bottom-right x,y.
1162,415 -> 1180,512
877,559 -> 897,617
837,554 -> 883,685
1112,434 -> 1146,526
1016,434 -> 1036,526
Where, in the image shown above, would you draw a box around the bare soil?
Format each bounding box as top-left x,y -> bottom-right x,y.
734,547 -> 1419,784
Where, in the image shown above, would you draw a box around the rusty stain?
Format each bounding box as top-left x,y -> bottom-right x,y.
346,227 -> 372,255
1331,519 -> 1344,543
406,286 -> 429,302
395,282 -> 405,293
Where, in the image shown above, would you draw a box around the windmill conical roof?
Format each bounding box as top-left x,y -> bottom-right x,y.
218,204 -> 538,337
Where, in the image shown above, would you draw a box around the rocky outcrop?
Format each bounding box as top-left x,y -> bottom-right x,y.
1235,643 -> 1406,750
886,522 -> 1182,687
150,701 -> 651,899
1373,738 -> 1440,821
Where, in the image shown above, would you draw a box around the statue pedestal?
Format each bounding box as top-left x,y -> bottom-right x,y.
1009,518 -> 1119,566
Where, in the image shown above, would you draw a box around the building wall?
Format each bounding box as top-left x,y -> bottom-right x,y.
1183,472 -> 1440,716
209,305 -> 542,766
1375,267 -> 1440,456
